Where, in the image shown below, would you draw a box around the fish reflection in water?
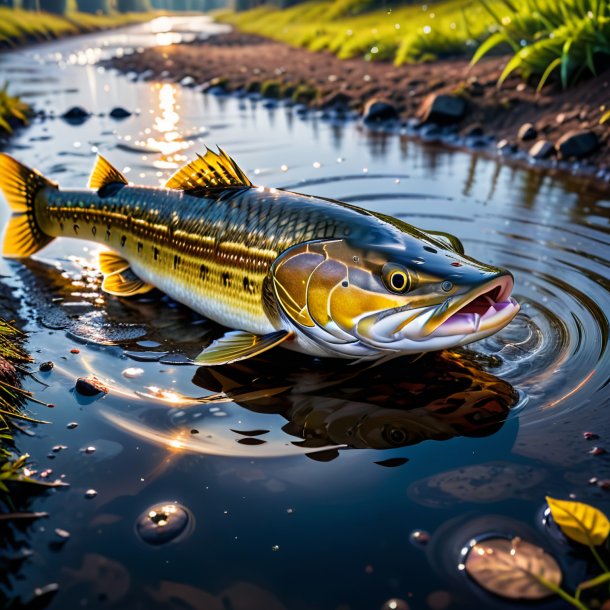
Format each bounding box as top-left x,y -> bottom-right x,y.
187,351 -> 518,455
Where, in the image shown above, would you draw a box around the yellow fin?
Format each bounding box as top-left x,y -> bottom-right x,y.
102,269 -> 154,297
194,330 -> 292,366
87,154 -> 128,190
99,250 -> 130,275
165,147 -> 253,191
0,153 -> 56,258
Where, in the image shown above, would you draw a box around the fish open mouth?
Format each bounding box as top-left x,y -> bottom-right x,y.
425,275 -> 519,337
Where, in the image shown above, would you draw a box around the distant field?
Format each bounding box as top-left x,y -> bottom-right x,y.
215,0 -> 501,65
0,8 -> 156,46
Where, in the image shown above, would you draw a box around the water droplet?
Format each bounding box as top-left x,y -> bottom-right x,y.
84,489 -> 97,499
409,529 -> 430,547
136,502 -> 193,546
122,367 -> 144,378
312,161 -> 321,169
381,599 -> 409,610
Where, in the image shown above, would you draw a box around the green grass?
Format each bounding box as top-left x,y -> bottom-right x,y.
472,0 -> 610,90
214,0 -> 498,65
0,7 -> 157,46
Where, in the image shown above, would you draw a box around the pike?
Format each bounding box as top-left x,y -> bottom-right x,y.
0,148 -> 519,365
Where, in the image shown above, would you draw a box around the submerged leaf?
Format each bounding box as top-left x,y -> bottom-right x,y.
464,537 -> 562,600
546,496 -> 610,546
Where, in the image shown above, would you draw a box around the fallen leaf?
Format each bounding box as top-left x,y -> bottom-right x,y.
546,496 -> 610,546
464,537 -> 561,599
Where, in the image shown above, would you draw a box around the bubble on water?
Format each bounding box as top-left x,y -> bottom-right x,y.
281,164 -> 288,172
381,600 -> 409,610
84,489 -> 97,499
122,367 -> 144,378
312,161 -> 321,169
409,529 -> 430,547
136,502 -> 193,546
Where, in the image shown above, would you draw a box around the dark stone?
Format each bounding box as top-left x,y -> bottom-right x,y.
61,106 -> 90,125
518,123 -> 537,141
497,139 -> 517,154
320,91 -> 353,111
420,94 -> 467,125
109,107 -> 131,119
463,124 -> 484,138
466,78 -> 485,97
75,376 -> 108,396
363,98 -> 399,124
39,361 -> 54,372
529,140 -> 554,159
556,130 -> 599,159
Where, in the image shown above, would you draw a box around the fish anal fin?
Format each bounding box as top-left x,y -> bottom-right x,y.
194,330 -> 293,366
102,268 -> 154,297
88,155 -> 128,191
99,250 -> 130,275
165,146 -> 253,192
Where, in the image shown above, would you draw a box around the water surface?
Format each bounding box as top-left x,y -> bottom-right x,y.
1,16 -> 609,610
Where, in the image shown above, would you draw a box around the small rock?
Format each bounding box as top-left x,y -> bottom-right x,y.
179,75 -> 197,88
516,83 -> 527,92
556,112 -> 567,124
589,477 -> 598,485
190,429 -> 199,434
70,348 -> 80,354
54,528 -> 70,540
497,139 -> 517,154
39,361 -> 54,372
363,98 -> 399,124
51,445 -> 67,453
584,431 -> 599,440
75,377 -> 108,396
84,489 -> 97,499
556,130 -> 599,159
529,140 -> 554,159
61,107 -> 89,124
590,446 -> 606,456
419,94 -> 467,125
66,422 -> 78,429
518,123 -> 537,141
109,107 -> 131,119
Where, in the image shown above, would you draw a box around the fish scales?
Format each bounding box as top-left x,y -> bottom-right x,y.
38,185 -> 358,333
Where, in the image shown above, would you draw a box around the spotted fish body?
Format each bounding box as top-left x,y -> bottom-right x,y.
0,149 -> 519,365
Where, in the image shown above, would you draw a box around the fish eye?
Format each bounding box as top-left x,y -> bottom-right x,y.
382,263 -> 411,294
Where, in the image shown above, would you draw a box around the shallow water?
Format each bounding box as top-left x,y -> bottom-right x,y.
1,16 -> 610,610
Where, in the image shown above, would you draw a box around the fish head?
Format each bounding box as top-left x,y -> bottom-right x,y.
271,234 -> 519,358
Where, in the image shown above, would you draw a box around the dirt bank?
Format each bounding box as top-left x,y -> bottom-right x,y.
107,31 -> 610,177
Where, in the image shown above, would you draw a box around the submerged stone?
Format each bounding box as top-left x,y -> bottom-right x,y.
556,130 -> 599,159
75,376 -> 108,396
363,98 -> 399,124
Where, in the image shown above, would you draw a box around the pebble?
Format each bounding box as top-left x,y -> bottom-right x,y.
556,130 -> 599,159
583,431 -> 599,440
66,422 -> 78,429
122,367 -> 144,378
84,489 -> 98,499
54,528 -> 70,540
82,446 -> 96,454
51,445 -> 67,453
409,529 -> 430,547
75,377 -> 108,396
39,361 -> 54,372
529,140 -> 554,160
518,122 -> 537,141
70,348 -> 80,354
363,98 -> 399,124
590,447 -> 606,456
598,479 -> 610,490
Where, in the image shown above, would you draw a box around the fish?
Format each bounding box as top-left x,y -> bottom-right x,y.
0,148 -> 519,365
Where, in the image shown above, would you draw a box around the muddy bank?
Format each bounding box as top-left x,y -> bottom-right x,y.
106,31 -> 610,178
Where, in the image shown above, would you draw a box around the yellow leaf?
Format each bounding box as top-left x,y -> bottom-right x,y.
546,496 -> 610,546
464,537 -> 562,600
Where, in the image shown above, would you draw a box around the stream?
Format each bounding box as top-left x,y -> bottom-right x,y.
1,15 -> 609,610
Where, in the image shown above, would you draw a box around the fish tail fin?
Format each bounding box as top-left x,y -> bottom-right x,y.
0,153 -> 56,258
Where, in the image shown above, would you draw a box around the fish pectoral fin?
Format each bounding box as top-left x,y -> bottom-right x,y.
88,154 -> 128,191
101,268 -> 154,297
194,329 -> 293,366
99,250 -> 130,275
165,146 -> 253,191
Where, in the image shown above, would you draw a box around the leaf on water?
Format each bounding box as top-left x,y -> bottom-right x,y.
464,537 -> 561,600
546,496 -> 610,547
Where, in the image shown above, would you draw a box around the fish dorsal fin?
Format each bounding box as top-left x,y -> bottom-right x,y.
194,329 -> 292,366
165,147 -> 253,191
99,250 -> 130,275
88,155 -> 128,191
102,268 -> 154,297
